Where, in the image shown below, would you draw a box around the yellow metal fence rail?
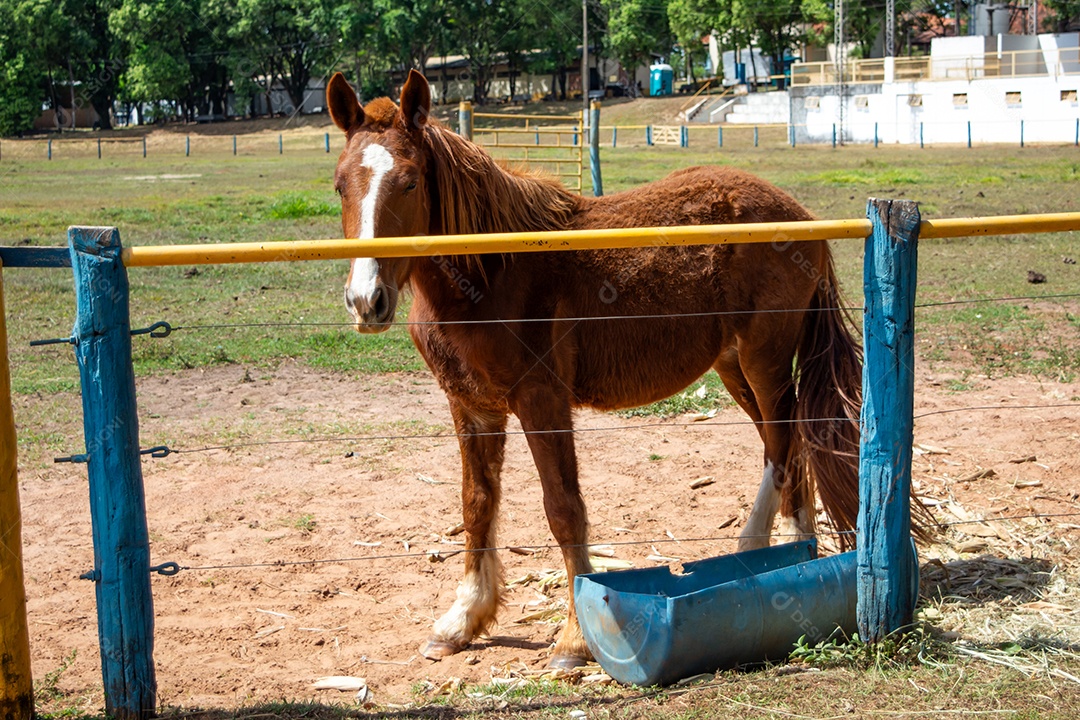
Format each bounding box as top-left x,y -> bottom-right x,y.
120,212 -> 1080,267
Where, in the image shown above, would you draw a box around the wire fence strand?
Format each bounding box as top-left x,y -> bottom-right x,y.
167,511 -> 1080,575
155,402 -> 1079,457
151,291 -> 1080,335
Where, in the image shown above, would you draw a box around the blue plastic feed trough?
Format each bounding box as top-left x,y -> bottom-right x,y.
575,540 -> 918,686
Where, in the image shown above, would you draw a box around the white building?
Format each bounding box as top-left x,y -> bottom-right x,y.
789,33 -> 1079,145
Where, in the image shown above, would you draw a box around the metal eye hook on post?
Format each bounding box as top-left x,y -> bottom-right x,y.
31,320 -> 173,348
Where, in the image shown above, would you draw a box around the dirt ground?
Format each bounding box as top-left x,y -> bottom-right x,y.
16,364 -> 1080,711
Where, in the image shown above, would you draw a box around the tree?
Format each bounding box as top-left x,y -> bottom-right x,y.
0,0 -> 123,133
374,0 -> 449,75
667,0 -> 715,79
232,0 -> 340,114
446,0 -> 533,104
0,1 -> 49,135
111,0 -> 240,121
528,0 -> 585,100
1043,0 -> 1080,31
600,0 -> 674,73
70,0 -> 122,129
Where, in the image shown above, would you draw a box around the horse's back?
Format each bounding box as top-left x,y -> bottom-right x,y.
573,165 -> 814,230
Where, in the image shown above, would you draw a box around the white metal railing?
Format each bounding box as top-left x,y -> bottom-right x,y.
792,47 -> 1080,86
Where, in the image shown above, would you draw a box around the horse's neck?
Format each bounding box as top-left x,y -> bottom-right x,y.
408,127 -> 580,314
425,126 -> 579,237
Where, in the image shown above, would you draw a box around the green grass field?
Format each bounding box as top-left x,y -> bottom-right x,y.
3,140 -> 1078,402
2,140 -> 1078,405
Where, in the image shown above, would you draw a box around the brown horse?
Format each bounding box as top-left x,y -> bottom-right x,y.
326,70 -> 863,668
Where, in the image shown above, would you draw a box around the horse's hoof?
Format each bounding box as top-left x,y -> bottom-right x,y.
420,638 -> 462,660
548,654 -> 591,670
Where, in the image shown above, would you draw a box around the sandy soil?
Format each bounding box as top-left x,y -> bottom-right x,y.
17,363 -> 1080,710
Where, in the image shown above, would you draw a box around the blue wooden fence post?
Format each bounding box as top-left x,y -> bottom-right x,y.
279,133 -> 283,154
919,122 -> 924,149
832,123 -> 836,148
680,125 -> 688,147
589,100 -> 603,197
717,125 -> 723,147
48,138 -> 52,160
857,199 -> 920,643
324,132 -> 330,153
68,227 -> 157,720
874,122 -> 879,148
142,136 -> 146,158
753,126 -> 759,147
185,136 -> 190,157
967,120 -> 972,148
646,125 -> 653,146
612,126 -> 617,148
98,138 -> 102,159
1020,120 -> 1024,148
233,135 -> 237,155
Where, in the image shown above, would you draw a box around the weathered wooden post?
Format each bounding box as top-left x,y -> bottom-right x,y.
69,227 -> 157,720
857,199 -> 920,642
458,101 -> 473,141
0,259 -> 34,720
589,99 -> 603,197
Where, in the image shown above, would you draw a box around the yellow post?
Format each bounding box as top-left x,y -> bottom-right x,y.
0,259 -> 34,720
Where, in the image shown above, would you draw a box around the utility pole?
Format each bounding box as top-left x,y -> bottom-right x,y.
582,0 -> 589,119
835,0 -> 845,144
886,0 -> 895,57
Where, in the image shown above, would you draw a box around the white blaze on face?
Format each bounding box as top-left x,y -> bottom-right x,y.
348,143 -> 395,308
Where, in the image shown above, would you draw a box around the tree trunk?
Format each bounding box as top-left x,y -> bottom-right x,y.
67,57 -> 77,130
440,57 -> 450,103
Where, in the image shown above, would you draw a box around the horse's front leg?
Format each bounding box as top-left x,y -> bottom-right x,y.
512,383 -> 594,669
420,401 -> 508,660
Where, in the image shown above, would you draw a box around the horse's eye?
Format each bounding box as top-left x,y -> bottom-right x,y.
404,181 -> 417,193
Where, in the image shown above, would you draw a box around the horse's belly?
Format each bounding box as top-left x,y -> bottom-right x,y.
571,319 -> 725,411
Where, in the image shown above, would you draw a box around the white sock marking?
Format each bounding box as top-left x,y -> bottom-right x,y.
432,550 -> 502,647
739,461 -> 780,551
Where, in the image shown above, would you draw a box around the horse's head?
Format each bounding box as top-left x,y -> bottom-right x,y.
327,69 -> 432,333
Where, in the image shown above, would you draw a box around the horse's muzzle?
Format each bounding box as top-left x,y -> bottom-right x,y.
345,283 -> 396,333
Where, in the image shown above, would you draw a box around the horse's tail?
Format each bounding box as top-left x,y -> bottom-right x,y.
790,252 -> 863,550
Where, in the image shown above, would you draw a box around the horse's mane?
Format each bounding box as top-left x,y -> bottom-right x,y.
422,124 -> 580,236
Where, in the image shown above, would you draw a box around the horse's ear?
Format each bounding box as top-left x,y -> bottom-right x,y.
400,69 -> 431,131
327,72 -> 364,133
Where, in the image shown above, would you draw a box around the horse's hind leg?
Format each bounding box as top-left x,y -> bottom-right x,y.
714,352 -> 779,551
420,401 -> 507,660
719,334 -> 812,551
512,383 -> 593,669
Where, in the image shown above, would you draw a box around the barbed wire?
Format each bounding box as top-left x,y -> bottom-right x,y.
165,511 -> 1080,575
151,291 -> 1080,334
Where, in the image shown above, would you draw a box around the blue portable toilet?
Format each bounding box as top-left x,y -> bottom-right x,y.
649,63 -> 673,96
